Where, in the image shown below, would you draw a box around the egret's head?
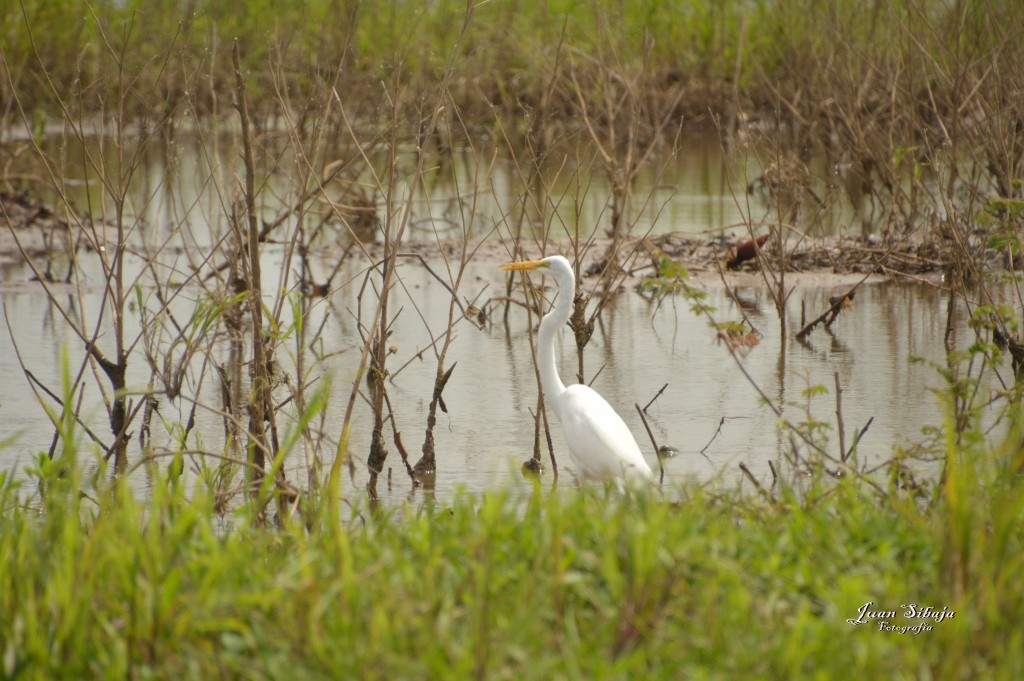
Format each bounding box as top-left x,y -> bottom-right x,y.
499,255 -> 571,273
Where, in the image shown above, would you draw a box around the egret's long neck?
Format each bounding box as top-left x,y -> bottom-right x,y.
537,266 -> 575,408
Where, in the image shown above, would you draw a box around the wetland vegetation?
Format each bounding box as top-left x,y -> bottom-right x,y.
1,0 -> 1024,677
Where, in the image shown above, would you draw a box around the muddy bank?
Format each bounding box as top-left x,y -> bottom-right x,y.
0,190 -> 72,265
338,231 -> 964,292
0,189 -> 1001,293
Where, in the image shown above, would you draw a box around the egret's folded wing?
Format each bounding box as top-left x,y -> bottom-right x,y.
560,385 -> 653,481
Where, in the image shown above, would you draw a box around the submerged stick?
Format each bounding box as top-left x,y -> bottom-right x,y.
739,463 -> 775,504
848,416 -> 875,458
643,383 -> 668,413
634,403 -> 663,486
834,372 -> 848,461
796,286 -> 860,340
700,417 -> 727,458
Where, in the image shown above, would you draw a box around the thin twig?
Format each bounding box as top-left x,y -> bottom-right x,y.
739,463 -> 775,505
834,372 -> 848,461
634,403 -> 663,486
643,383 -> 668,413
700,417 -> 727,458
848,416 -> 875,459
796,278 -> 867,340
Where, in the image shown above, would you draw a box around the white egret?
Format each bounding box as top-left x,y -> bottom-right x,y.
501,256 -> 655,486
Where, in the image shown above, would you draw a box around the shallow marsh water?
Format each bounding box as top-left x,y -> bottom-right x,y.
0,249 -> 991,505
0,132 -> 994,504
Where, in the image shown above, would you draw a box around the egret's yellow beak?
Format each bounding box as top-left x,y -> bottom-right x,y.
499,259 -> 548,271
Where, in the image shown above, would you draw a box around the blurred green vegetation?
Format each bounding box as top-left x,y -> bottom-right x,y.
2,421 -> 1023,678
3,0 -> 1021,130
2,347 -> 1024,678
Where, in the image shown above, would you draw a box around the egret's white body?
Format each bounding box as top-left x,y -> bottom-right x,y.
502,256 -> 654,486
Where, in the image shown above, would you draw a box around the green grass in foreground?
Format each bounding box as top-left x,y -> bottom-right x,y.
2,429 -> 1024,681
